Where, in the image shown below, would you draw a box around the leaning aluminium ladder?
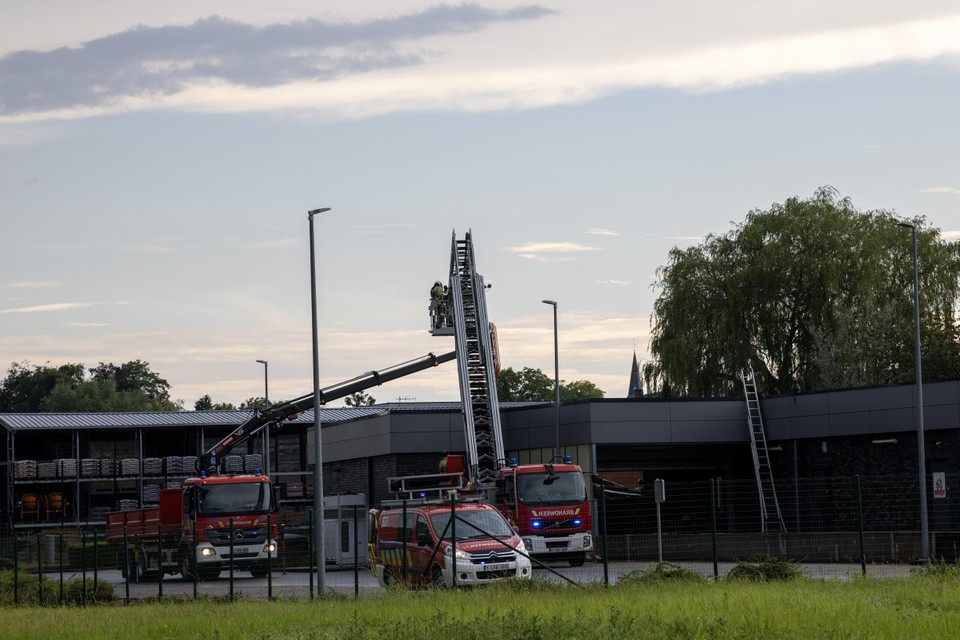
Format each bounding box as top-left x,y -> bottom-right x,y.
444,231 -> 505,488
740,366 -> 786,533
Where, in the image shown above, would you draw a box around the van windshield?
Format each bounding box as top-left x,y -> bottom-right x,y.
197,482 -> 272,516
429,509 -> 514,541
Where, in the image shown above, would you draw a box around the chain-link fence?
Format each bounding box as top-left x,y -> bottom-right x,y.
0,475 -> 950,603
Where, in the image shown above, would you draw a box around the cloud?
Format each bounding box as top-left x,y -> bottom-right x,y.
2,281 -> 58,289
584,228 -> 621,237
922,186 -> 960,194
0,4 -> 556,119
942,230 -> 960,240
597,279 -> 631,285
0,301 -> 129,314
505,241 -> 599,253
0,302 -> 94,314
65,322 -> 111,327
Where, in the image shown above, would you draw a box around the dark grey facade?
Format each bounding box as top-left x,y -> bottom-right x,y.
3,379 -> 959,531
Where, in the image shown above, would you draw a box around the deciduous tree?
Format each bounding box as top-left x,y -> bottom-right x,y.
644,187 -> 960,396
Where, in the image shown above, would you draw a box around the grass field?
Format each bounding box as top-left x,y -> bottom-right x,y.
2,576 -> 959,639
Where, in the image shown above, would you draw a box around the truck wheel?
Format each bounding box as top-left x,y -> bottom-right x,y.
136,554 -> 149,582
250,564 -> 269,579
178,550 -> 196,582
569,552 -> 586,567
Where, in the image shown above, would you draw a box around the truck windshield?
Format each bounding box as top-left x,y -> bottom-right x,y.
197,482 -> 272,516
517,471 -> 586,506
430,509 -> 514,541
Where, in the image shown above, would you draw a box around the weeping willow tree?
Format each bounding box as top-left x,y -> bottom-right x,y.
643,187 -> 960,397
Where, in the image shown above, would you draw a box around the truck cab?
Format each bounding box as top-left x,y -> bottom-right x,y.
371,501 -> 532,587
497,459 -> 593,567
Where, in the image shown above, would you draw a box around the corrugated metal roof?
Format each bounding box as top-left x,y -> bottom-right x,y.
0,406 -> 387,432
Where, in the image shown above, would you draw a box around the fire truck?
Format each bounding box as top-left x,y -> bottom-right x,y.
106,351 -> 454,580
430,231 -> 595,567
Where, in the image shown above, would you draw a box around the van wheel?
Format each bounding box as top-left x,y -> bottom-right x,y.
431,564 -> 447,588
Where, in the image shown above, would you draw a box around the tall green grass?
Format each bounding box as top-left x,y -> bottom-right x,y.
2,576 -> 960,639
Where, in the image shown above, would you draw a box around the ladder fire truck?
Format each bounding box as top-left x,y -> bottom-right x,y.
429,231 -> 593,566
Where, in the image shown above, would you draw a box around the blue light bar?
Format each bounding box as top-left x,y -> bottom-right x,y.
573,518 -> 582,526
532,520 -> 542,529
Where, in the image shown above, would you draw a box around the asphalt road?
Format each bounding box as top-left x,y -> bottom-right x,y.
51,560 -> 912,601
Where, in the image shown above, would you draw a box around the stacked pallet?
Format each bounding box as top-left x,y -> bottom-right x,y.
181,456 -> 198,474
223,455 -> 243,473
56,458 -> 77,478
163,456 -> 183,475
99,458 -> 117,477
142,484 -> 160,504
14,460 -> 37,479
37,461 -> 57,478
244,454 -> 263,473
120,458 -> 140,476
81,459 -> 100,477
143,457 -> 162,475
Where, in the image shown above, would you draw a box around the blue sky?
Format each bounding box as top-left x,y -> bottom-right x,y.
2,1 -> 959,407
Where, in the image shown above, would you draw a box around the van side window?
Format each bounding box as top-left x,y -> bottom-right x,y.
415,515 -> 432,546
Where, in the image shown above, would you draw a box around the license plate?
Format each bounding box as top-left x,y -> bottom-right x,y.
233,547 -> 249,554
482,562 -> 509,572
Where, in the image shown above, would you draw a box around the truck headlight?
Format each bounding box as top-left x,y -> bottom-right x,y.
443,546 -> 469,559
265,542 -> 277,554
199,547 -> 217,557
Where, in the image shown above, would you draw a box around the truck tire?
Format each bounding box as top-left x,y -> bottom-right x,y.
569,552 -> 586,567
198,566 -> 221,581
250,563 -> 269,579
179,549 -> 197,582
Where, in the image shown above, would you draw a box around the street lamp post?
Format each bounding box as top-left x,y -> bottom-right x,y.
898,220 -> 929,559
255,359 -> 269,476
308,206 -> 331,594
542,300 -> 560,459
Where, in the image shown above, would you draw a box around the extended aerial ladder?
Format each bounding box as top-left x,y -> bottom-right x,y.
430,231 -> 505,488
740,366 -> 786,533
198,351 -> 455,474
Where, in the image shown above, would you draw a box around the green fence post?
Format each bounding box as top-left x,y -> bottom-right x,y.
93,528 -> 99,600
856,474 -> 866,577
354,504 -> 359,598
229,518 -> 235,602
124,526 -> 130,605
157,522 -> 163,600
600,485 -> 609,587
710,479 -> 719,579
308,509 -> 315,599
36,530 -> 43,606
267,513 -> 273,601
191,518 -> 198,600
13,532 -> 19,606
81,528 -> 87,605
450,493 -> 457,589
59,523 -> 64,605
401,499 -> 408,585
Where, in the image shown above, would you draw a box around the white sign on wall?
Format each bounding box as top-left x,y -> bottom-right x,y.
933,472 -> 946,499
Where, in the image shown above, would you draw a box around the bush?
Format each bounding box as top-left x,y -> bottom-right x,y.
0,569 -> 59,605
618,562 -> 705,585
63,577 -> 116,604
0,570 -> 115,605
726,556 -> 803,582
66,541 -> 121,570
911,559 -> 960,578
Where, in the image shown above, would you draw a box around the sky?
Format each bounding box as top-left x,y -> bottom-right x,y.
2,1 -> 959,408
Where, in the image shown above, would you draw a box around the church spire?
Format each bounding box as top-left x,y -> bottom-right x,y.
628,351 -> 643,398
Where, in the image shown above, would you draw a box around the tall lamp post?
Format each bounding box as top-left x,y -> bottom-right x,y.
255,359 -> 269,475
898,220 -> 929,559
308,206 -> 331,594
542,300 -> 560,459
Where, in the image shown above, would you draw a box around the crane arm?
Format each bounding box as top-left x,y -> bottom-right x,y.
198,350 -> 456,473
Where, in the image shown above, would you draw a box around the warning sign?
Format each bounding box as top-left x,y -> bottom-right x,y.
933,472 -> 946,499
